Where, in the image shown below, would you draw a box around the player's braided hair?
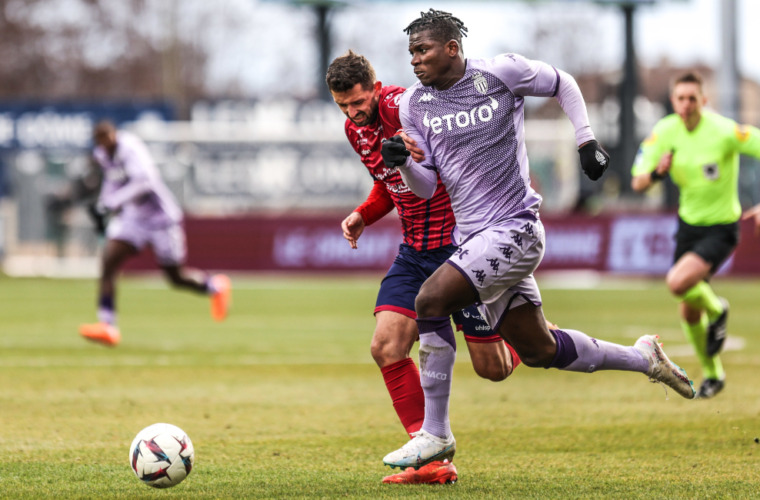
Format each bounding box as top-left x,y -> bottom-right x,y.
325,50 -> 376,93
403,9 -> 468,46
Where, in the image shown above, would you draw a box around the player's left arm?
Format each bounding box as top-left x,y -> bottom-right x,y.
552,69 -> 609,181
497,54 -> 608,181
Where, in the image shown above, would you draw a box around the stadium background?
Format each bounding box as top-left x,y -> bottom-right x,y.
1,0 -> 759,279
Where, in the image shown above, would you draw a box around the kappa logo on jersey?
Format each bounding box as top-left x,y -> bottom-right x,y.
418,92 -> 436,103
422,96 -> 499,135
472,71 -> 488,95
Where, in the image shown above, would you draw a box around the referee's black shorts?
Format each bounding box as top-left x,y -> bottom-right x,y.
673,217 -> 739,273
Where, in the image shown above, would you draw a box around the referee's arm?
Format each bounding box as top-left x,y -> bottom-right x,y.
631,149 -> 673,192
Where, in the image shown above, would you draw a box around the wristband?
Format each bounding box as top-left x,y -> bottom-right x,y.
650,170 -> 665,181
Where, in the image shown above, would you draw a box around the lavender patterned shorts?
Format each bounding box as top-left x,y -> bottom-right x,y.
447,216 -> 545,330
107,216 -> 187,266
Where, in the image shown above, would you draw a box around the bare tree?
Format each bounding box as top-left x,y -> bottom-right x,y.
0,0 -> 226,118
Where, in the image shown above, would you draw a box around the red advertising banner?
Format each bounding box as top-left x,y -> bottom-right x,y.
124,213 -> 760,275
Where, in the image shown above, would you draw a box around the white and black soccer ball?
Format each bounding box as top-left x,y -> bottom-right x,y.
128,423 -> 194,488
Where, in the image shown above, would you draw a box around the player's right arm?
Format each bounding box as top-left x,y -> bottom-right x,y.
383,135 -> 437,199
386,94 -> 438,199
341,181 -> 394,249
398,130 -> 425,163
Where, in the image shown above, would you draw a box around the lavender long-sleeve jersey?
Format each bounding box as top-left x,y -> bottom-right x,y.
399,53 -> 594,243
94,131 -> 182,228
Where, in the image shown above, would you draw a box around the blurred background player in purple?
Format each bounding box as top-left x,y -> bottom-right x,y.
379,9 -> 696,470
79,121 -> 231,346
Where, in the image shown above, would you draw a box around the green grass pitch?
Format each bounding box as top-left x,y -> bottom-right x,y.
1,273 -> 760,498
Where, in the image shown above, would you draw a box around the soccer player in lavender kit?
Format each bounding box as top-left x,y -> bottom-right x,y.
78,121 -> 231,346
327,50 -> 530,484
380,9 -> 697,469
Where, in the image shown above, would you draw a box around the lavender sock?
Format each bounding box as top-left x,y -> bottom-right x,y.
416,317 -> 456,439
550,329 -> 648,373
97,295 -> 116,325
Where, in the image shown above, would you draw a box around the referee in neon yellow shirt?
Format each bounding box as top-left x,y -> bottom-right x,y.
631,72 -> 760,398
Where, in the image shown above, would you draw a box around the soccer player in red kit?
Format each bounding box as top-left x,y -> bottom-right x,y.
326,50 -> 528,485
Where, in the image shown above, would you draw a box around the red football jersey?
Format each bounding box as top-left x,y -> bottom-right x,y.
345,85 -> 455,251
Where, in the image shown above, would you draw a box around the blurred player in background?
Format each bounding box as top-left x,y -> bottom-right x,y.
631,72 -> 760,398
326,50 -> 535,485
379,9 -> 697,470
79,121 -> 231,346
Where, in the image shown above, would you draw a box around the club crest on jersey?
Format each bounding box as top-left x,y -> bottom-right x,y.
472,71 -> 488,95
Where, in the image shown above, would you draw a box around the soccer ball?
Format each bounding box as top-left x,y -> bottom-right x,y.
128,423 -> 194,488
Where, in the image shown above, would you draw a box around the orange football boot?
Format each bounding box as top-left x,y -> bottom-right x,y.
210,274 -> 231,322
79,322 -> 121,347
382,459 -> 458,485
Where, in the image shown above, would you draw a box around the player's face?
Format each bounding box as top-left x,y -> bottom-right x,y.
408,30 -> 456,89
331,82 -> 381,127
94,130 -> 116,150
671,82 -> 705,123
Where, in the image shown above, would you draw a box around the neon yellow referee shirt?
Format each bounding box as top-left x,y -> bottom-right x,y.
632,110 -> 760,226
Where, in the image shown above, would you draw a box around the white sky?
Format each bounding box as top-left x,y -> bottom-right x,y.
204,0 -> 759,102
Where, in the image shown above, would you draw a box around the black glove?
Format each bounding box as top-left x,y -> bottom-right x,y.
87,202 -> 109,236
381,135 -> 410,168
578,140 -> 610,181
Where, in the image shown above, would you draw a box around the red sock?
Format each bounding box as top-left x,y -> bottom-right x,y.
380,358 -> 424,438
505,341 -> 522,371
